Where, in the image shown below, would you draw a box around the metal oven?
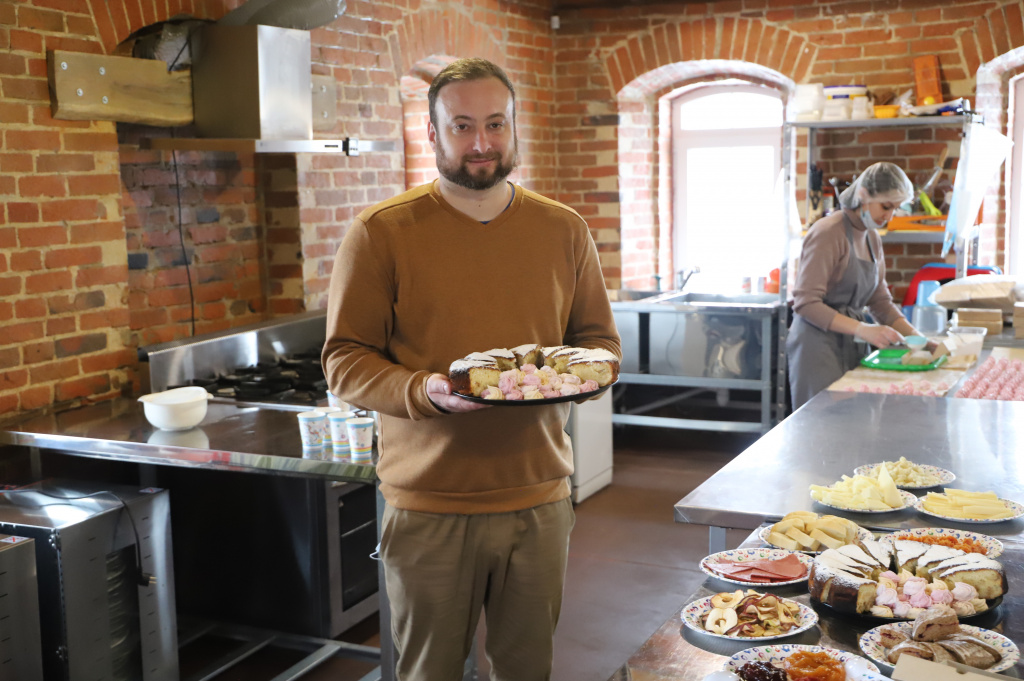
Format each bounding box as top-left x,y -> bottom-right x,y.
139,311 -> 379,637
0,533 -> 42,681
0,479 -> 177,681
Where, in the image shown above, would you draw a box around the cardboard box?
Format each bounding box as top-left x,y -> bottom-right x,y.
894,655 -> 1007,681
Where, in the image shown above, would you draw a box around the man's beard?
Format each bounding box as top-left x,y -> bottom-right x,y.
436,137 -> 519,191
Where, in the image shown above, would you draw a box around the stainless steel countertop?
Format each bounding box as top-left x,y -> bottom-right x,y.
673,391 -> 1024,539
0,398 -> 377,484
608,529 -> 1024,680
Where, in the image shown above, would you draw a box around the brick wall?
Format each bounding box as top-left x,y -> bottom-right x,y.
4,0 -> 1024,422
552,0 -> 1024,293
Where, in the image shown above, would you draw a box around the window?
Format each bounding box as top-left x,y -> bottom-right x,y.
671,85 -> 783,291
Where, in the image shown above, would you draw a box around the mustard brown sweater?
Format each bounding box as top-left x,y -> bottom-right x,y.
322,181 -> 621,514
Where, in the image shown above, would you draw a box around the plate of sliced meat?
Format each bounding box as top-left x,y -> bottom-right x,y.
700,548 -> 812,586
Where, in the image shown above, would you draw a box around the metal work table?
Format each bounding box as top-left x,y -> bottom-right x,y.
0,398 -> 391,681
0,398 -> 377,483
607,528 -> 1024,680
674,391 -> 1024,554
609,293 -> 786,434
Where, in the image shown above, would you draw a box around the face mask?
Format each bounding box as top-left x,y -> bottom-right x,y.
860,208 -> 884,231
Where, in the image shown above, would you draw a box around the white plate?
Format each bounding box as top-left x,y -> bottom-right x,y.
878,527 -> 1004,558
814,489 -> 918,514
681,594 -> 818,642
724,645 -> 878,674
914,496 -> 1024,523
758,524 -> 874,554
853,463 -> 955,489
859,622 -> 1019,673
700,548 -> 813,586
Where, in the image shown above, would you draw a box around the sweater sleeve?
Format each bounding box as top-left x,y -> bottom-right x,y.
322,220 -> 445,420
563,223 -> 622,359
791,219 -> 847,331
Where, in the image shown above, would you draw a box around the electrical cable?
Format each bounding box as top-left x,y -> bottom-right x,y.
1,488 -> 154,587
166,26 -> 198,336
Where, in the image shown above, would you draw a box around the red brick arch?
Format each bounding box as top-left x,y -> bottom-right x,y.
960,2 -> 1024,271
390,7 -> 504,81
604,17 -> 815,98
87,0 -> 244,53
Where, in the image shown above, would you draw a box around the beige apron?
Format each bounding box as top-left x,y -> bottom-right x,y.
787,216 -> 879,410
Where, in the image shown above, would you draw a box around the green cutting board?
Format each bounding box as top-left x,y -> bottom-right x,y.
860,348 -> 948,372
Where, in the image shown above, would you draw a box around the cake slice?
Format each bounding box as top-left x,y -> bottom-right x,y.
931,554 -> 1007,599
568,348 -> 620,386
449,356 -> 501,397
547,347 -> 585,373
539,345 -> 569,368
893,539 -> 930,573
482,348 -> 517,371
510,343 -> 543,368
911,605 -> 960,641
915,545 -> 965,578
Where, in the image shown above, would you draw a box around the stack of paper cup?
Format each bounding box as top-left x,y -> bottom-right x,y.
346,417 -> 375,463
315,406 -> 343,445
326,391 -> 350,411
297,411 -> 327,450
327,410 -> 358,457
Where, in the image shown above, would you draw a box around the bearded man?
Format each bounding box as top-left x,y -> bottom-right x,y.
322,57 -> 620,681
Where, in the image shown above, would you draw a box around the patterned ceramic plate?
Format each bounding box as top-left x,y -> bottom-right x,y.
700,548 -> 813,586
914,496 -> 1024,523
813,489 -> 918,514
879,527 -> 1004,558
853,463 -> 955,489
724,645 -> 878,674
682,594 -> 818,642
758,524 -> 874,555
859,622 -> 1019,673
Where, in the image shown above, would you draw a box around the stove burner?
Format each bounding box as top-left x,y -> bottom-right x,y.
175,352 -> 328,407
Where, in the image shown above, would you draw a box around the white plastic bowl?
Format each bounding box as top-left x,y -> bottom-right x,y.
139,387 -> 212,431
904,335 -> 928,350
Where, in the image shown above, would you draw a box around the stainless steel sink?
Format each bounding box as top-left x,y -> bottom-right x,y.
606,290 -> 777,306
607,289 -> 661,302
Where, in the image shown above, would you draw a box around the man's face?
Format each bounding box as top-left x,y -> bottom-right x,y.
428,77 -> 518,191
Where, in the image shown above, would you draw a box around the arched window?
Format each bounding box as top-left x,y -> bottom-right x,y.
671,83 -> 783,291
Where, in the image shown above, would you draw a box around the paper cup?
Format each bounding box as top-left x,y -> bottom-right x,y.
328,410 -> 358,456
346,417 -> 375,463
297,411 -> 327,449
315,406 -> 343,443
326,391 -> 350,410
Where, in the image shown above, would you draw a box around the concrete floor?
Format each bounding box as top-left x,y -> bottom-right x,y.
178,426 -> 760,680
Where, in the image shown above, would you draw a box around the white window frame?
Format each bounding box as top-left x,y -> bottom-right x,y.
671,84 -> 783,288
1009,75 -> 1024,275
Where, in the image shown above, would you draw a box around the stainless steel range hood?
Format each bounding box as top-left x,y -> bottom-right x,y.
145,24 -> 394,155
144,136 -> 394,154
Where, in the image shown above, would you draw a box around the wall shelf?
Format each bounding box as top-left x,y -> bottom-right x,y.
789,114 -> 969,130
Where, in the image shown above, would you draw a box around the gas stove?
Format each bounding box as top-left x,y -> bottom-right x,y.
170,352 -> 328,407
140,311 -> 331,410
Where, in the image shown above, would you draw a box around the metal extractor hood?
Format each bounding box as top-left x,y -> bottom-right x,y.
143,137 -> 394,155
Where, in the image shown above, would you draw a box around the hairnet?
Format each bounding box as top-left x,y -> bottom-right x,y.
838,162 -> 914,210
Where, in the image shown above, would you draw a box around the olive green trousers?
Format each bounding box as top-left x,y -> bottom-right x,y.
380,497 -> 575,681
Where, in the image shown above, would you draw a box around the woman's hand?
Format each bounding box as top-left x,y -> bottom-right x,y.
854,322 -> 904,349
426,373 -> 492,413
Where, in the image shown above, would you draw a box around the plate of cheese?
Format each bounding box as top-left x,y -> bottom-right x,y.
759,511 -> 872,554
915,489 -> 1024,523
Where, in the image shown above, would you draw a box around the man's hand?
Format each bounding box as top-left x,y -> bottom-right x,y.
426,373 -> 492,413
854,322 -> 904,349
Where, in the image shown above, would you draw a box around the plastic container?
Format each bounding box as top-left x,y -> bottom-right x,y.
873,104 -> 900,118
912,305 -> 948,335
823,85 -> 868,99
138,386 -> 212,431
947,326 -> 987,356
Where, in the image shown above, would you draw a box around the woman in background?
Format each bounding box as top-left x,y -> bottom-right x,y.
787,162 -> 926,410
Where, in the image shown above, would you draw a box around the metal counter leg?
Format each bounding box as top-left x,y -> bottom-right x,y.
708,526 -> 727,555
